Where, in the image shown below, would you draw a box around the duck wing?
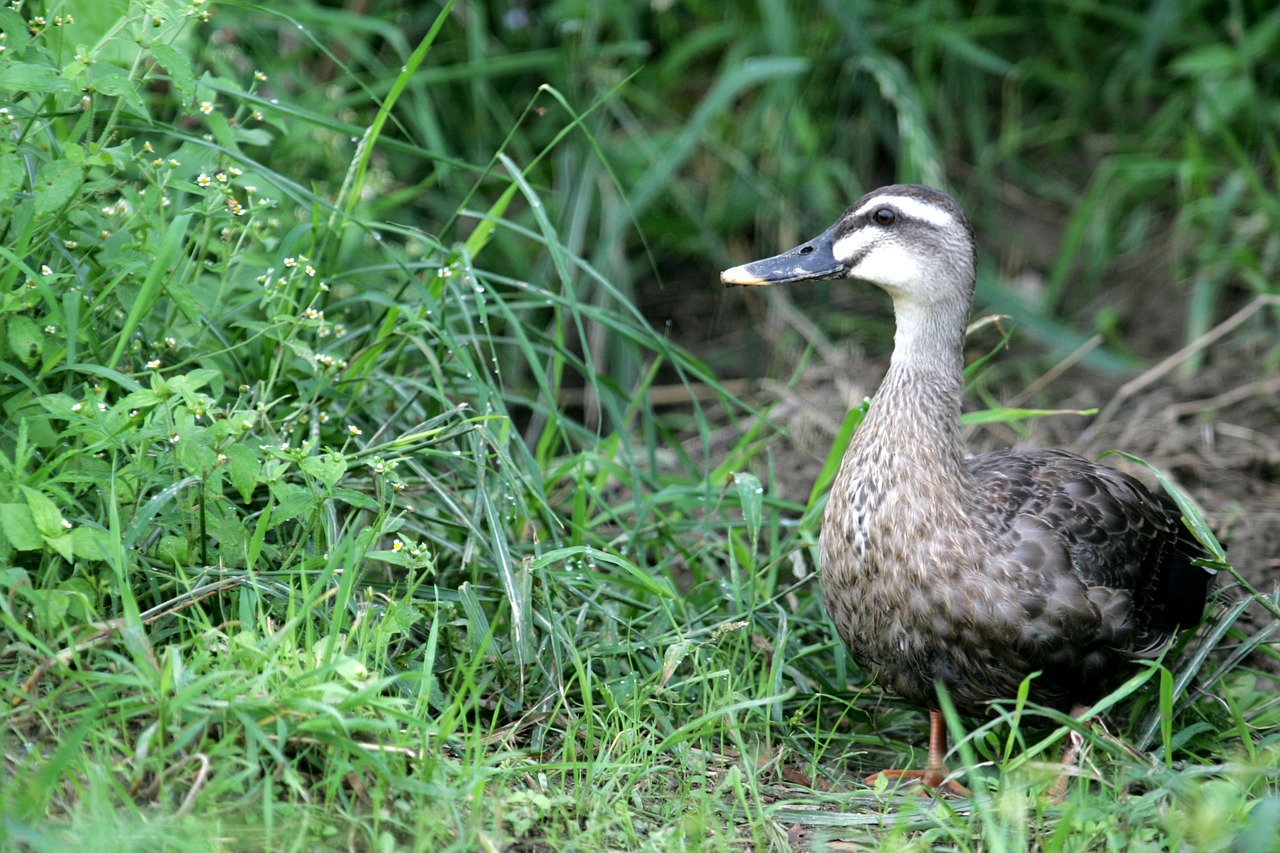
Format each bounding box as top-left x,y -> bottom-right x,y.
967,449 -> 1213,662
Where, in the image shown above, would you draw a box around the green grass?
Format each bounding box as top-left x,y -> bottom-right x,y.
1,1 -> 1277,850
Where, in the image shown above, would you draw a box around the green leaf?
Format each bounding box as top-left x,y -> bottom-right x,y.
0,503 -> 42,550
300,452 -> 346,489
0,10 -> 30,51
0,568 -> 32,591
329,487 -> 379,510
731,471 -> 763,551
661,640 -> 693,688
0,154 -> 24,201
960,406 -> 1098,425
382,598 -> 423,636
165,369 -> 221,407
21,486 -> 65,537
234,127 -> 273,147
44,532 -> 75,562
70,526 -> 110,561
368,548 -> 418,567
57,578 -> 96,620
270,482 -> 317,523
88,64 -> 148,115
7,315 -> 43,365
155,534 -> 190,566
150,42 -> 195,103
109,214 -> 191,369
203,110 -> 237,151
30,588 -> 72,633
150,370 -> 171,398
121,388 -> 164,409
36,394 -> 79,418
33,159 -> 83,218
464,182 -> 520,260
177,435 -> 217,473
527,546 -> 677,600
225,443 -> 260,503
0,61 -> 68,96
1169,45 -> 1240,76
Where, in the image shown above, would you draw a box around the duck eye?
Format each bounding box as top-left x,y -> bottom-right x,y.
873,207 -> 896,225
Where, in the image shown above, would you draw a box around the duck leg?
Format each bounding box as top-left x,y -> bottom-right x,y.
865,709 -> 971,796
1048,704 -> 1093,801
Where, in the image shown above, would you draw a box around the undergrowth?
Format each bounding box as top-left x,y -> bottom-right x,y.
0,2 -> 1276,851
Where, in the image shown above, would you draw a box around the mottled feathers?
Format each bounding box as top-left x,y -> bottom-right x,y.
725,183 -> 1214,721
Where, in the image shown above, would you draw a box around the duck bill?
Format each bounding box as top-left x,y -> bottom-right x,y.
720,224 -> 842,286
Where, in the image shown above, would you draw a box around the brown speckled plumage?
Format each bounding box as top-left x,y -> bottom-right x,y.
723,184 -> 1213,785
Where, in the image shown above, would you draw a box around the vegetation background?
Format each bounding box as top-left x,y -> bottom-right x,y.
1,0 -> 1276,850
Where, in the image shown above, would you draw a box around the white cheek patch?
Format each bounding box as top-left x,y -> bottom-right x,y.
853,195 -> 956,229
847,243 -> 924,291
831,230 -> 876,266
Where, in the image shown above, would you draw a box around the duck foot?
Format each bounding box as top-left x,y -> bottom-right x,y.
865,768 -> 972,797
1047,704 -> 1093,802
865,709 -> 971,797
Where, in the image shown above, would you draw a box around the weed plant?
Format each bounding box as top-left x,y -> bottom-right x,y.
0,2 -> 1276,851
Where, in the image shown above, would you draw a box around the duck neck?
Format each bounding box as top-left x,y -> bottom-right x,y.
857,297 -> 969,483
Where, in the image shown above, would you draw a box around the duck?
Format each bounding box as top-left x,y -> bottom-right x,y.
721,184 -> 1214,794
